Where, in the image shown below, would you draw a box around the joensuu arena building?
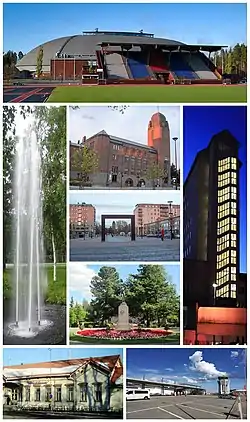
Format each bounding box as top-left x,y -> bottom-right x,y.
3,354 -> 123,414
16,30 -> 226,84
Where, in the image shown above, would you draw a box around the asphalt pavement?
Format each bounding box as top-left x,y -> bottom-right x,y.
70,237 -> 180,262
126,395 -> 247,419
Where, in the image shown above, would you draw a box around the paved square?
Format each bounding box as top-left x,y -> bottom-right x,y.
70,237 -> 180,262
126,395 -> 247,419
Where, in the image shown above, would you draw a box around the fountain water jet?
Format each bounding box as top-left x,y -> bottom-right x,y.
11,123 -> 49,338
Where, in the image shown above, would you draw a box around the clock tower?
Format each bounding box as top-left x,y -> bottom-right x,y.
148,112 -> 171,182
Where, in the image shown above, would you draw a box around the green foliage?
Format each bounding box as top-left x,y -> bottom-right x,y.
44,265 -> 66,305
125,265 -> 180,327
36,46 -> 44,78
212,43 -> 247,75
71,145 -> 99,187
90,266 -> 123,324
69,265 -> 180,330
3,106 -> 66,270
34,106 -> 66,264
3,271 -> 12,300
70,297 -> 88,327
146,162 -> 165,188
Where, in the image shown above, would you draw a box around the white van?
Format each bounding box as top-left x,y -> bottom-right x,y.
126,389 -> 150,400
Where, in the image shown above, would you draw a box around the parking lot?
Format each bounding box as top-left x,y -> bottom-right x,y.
126,395 -> 247,419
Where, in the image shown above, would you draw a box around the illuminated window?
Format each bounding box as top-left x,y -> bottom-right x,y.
231,250 -> 236,257
231,291 -> 236,298
231,267 -> 236,273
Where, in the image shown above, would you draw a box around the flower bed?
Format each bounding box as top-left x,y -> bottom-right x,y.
76,328 -> 173,340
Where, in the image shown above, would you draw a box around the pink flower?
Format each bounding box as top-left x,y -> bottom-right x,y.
76,328 -> 173,339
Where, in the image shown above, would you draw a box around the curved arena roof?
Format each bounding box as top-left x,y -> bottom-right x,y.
16,32 -> 186,72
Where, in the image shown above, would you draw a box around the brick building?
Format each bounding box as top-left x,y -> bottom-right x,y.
70,112 -> 175,188
134,203 -> 180,235
70,203 -> 96,236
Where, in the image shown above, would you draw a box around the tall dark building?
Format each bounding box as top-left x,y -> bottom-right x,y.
184,130 -> 242,327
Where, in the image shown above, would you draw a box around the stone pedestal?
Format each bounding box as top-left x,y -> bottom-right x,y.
116,302 -> 130,330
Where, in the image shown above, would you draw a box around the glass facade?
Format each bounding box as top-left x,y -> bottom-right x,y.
216,157 -> 237,299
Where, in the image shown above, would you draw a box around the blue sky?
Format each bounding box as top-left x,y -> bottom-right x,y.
69,263 -> 180,303
3,3 -> 246,53
183,106 -> 247,273
3,348 -> 123,366
127,348 -> 247,392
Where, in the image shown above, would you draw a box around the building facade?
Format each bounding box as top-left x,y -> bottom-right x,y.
70,203 -> 96,237
3,355 -> 123,414
134,203 -> 180,236
70,112 -> 174,188
183,130 -> 245,329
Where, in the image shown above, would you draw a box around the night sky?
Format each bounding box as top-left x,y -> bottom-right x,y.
183,106 -> 247,273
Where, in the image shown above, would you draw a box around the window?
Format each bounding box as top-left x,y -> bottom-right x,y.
25,387 -> 30,402
45,387 -> 51,402
112,154 -> 117,161
95,383 -> 102,402
67,385 -> 74,402
80,384 -> 88,402
12,389 -> 19,401
35,388 -> 41,402
55,387 -> 62,402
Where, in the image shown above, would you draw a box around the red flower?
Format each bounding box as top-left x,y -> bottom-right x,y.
76,328 -> 173,339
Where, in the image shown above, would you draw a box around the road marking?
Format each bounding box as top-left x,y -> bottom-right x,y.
127,406 -> 158,414
158,407 -> 184,419
178,404 -> 225,417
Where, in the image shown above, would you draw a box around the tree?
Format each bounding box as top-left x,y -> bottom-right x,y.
125,265 -> 179,327
36,46 -> 44,78
71,145 -> 99,187
3,106 -> 16,269
90,266 -> 123,324
34,106 -> 66,281
146,162 -> 165,189
18,51 -> 24,61
108,106 -> 130,114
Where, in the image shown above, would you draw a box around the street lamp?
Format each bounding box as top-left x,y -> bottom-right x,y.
120,172 -> 124,188
48,348 -> 53,410
172,137 -> 178,190
168,201 -> 173,239
212,283 -> 217,306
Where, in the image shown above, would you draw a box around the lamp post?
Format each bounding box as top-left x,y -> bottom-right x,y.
212,283 -> 217,306
168,201 -> 173,239
48,348 -> 52,411
172,137 -> 178,190
120,172 -> 123,188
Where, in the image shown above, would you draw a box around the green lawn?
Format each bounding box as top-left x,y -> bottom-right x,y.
70,333 -> 180,345
3,264 -> 66,305
47,85 -> 247,103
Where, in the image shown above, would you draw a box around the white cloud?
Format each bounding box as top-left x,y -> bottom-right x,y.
189,351 -> 227,379
69,263 -> 97,301
231,351 -> 239,359
69,105 -> 180,167
184,364 -> 188,367
165,368 -> 174,372
182,376 -> 198,384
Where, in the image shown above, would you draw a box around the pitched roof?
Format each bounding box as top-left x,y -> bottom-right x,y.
4,355 -> 123,383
